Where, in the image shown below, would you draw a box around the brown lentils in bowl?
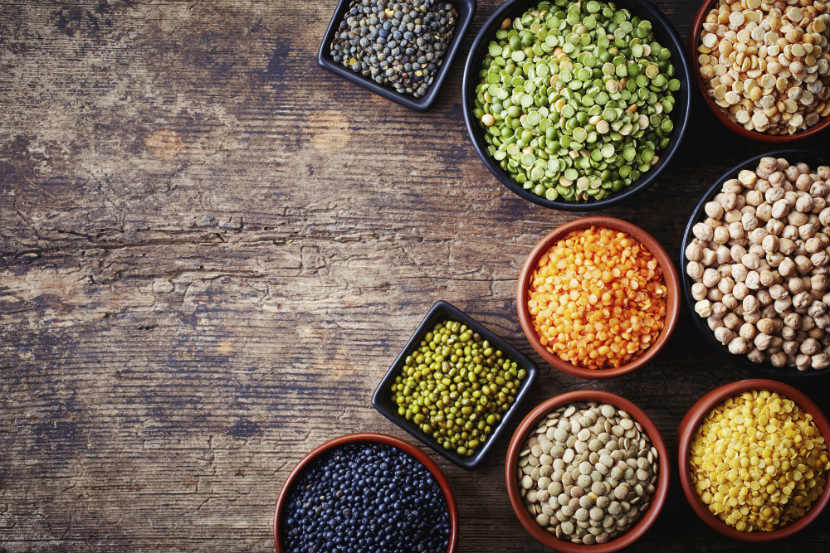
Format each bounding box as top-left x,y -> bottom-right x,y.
517,402 -> 659,545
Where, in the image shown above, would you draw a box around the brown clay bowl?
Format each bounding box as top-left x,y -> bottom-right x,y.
273,432 -> 459,552
690,0 -> 830,143
677,379 -> 830,542
505,390 -> 670,553
517,216 -> 680,379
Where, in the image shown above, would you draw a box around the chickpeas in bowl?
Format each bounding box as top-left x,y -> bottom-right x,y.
682,151 -> 829,372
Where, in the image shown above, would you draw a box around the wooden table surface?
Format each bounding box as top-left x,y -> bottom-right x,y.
1,1 -> 828,551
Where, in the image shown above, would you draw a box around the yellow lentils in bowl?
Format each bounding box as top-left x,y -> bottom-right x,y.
689,389 -> 830,532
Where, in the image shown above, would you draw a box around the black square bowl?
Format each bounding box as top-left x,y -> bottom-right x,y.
317,0 -> 476,111
372,300 -> 538,469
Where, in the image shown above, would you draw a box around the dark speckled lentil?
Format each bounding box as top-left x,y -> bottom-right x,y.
281,442 -> 450,553
329,0 -> 457,98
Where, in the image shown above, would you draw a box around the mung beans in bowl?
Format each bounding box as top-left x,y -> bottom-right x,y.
505,390 -> 669,553
372,300 -> 538,469
462,0 -> 691,210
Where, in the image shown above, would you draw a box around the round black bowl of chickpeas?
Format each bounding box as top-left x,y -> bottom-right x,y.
680,149 -> 830,376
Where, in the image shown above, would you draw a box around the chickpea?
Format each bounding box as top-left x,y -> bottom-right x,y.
741,212 -> 760,231
819,207 -> 830,226
741,252 -> 761,270
771,198 -> 790,219
795,194 -> 814,213
687,261 -> 704,280
722,294 -> 739,310
713,226 -> 730,244
739,322 -> 758,340
727,336 -> 750,355
723,312 -> 742,330
728,221 -> 746,240
730,244 -> 747,262
703,268 -> 720,288
778,257 -> 797,277
757,317 -> 777,334
691,282 -> 708,301
708,287 -> 724,302
704,201 -> 724,219
685,241 -> 703,262
701,248 -> 717,267
811,274 -> 828,292
745,270 -> 761,290
716,245 -> 731,264
781,335 -> 798,355
714,326 -> 736,345
793,291 -> 812,310
756,202 -> 773,221
759,269 -> 777,287
695,299 -> 713,318
747,349 -> 766,364
732,264 -> 749,283
794,255 -> 813,274
812,353 -> 830,370
766,218 -> 785,236
770,351 -> 788,367
754,332 -> 773,351
774,296 -> 793,314
693,222 -> 714,241
762,234 -> 780,253
788,276 -> 808,294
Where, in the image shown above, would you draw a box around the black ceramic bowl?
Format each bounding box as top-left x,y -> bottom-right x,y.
462,0 -> 691,210
680,149 -> 830,378
318,0 -> 476,111
372,300 -> 538,469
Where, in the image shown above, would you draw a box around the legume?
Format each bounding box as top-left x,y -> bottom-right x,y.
473,0 -> 680,202
690,390 -> 830,532
392,320 -> 527,456
684,157 -> 830,371
697,0 -> 830,135
330,0 -> 458,99
518,401 -> 659,545
528,227 -> 667,370
282,442 -> 450,553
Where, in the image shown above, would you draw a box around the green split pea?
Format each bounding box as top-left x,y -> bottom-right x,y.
391,320 -> 527,456
474,0 -> 681,202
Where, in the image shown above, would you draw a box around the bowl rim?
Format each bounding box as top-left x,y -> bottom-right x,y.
689,0 -> 830,142
317,0 -> 476,112
505,390 -> 670,553
676,379 -> 830,542
273,432 -> 459,552
678,148 -> 830,377
461,0 -> 692,211
517,216 -> 681,379
372,300 -> 539,469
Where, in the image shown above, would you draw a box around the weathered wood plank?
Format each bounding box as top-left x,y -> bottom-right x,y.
0,1 -> 828,552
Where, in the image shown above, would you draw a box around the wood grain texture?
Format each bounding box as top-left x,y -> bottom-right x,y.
0,1 -> 828,551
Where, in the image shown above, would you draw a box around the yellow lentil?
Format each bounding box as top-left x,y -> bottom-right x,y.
690,390 -> 830,532
527,227 -> 667,370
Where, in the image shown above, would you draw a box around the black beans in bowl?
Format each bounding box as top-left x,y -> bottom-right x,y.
274,435 -> 457,553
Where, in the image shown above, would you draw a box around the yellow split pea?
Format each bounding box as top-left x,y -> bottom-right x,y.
690,390 -> 830,532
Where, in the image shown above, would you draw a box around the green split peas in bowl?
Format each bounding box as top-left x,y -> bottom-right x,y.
391,320 -> 527,456
473,0 -> 681,203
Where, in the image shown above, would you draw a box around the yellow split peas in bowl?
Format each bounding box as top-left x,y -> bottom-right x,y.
690,390 -> 830,532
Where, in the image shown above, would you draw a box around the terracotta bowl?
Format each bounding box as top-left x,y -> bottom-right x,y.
690,0 -> 830,142
677,379 -> 830,542
505,390 -> 670,553
517,216 -> 680,379
273,433 -> 459,552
